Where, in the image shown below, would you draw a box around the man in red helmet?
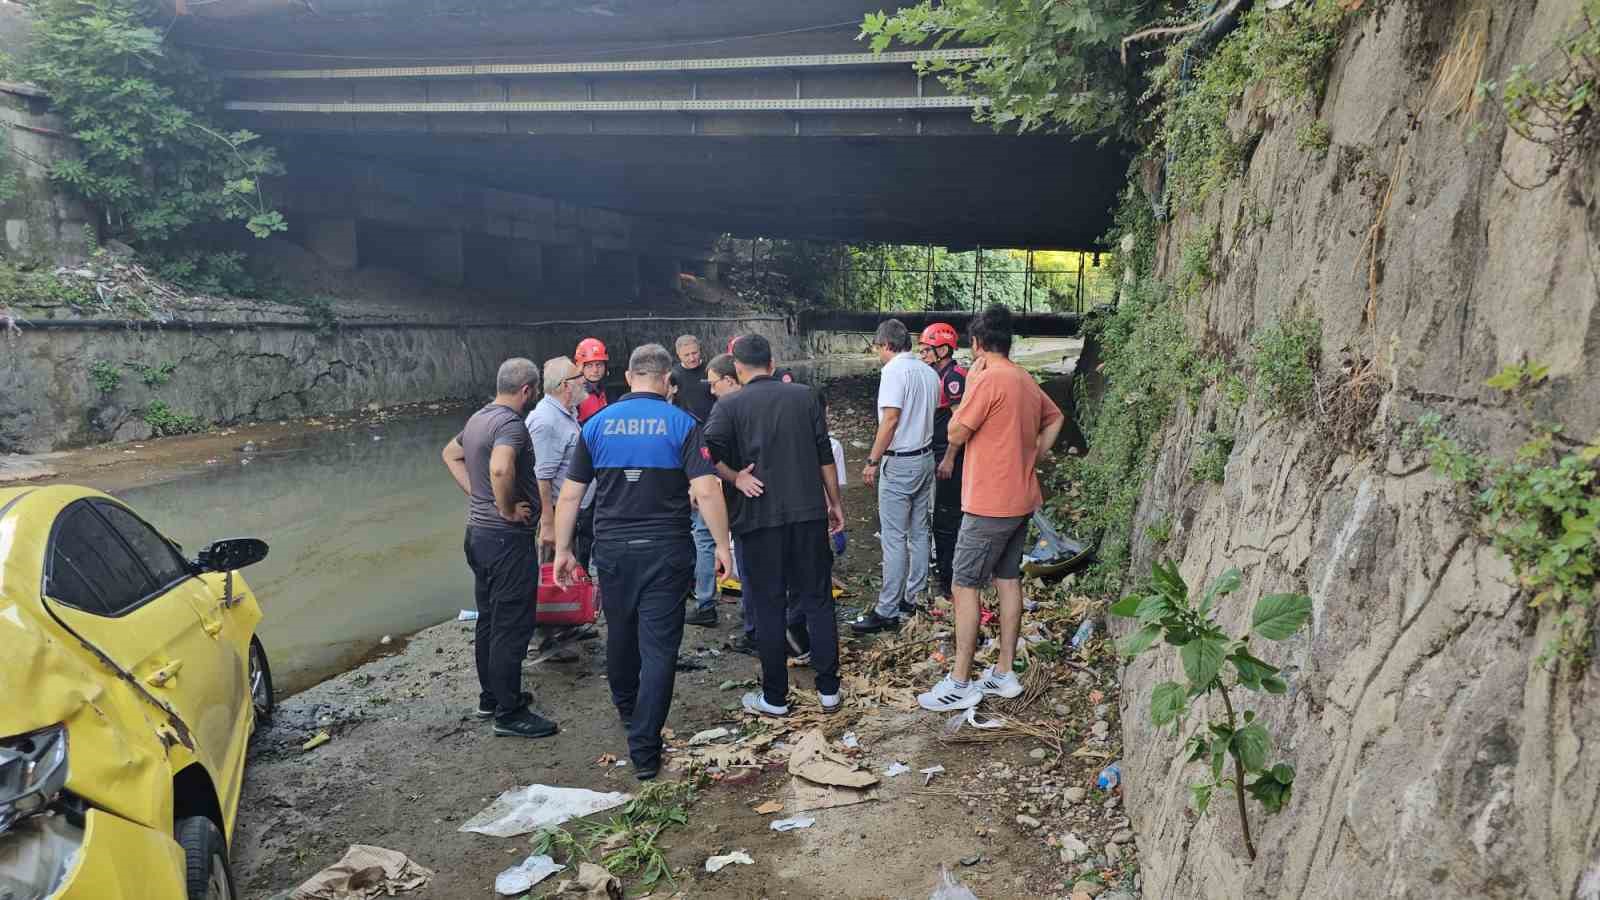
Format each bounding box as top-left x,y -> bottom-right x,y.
575,337 -> 611,424
919,322 -> 967,602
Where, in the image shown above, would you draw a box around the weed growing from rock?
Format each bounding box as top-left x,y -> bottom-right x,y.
1192,430 -> 1235,484
1248,315 -> 1321,419
89,360 -> 121,394
1111,562 -> 1312,861
143,400 -> 203,436
1479,0 -> 1600,189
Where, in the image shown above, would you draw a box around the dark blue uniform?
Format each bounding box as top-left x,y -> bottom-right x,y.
568,391 -> 716,775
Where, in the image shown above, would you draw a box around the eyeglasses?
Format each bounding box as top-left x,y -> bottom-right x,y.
563,374 -> 584,384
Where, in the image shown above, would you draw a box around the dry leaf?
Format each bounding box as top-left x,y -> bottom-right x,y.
753,800 -> 785,815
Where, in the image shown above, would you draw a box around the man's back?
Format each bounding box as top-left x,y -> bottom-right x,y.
704,377 -> 830,534
460,402 -> 538,532
572,393 -> 711,541
956,361 -> 1062,518
878,352 -> 939,451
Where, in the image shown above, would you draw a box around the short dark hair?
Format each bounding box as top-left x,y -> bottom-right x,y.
873,318 -> 911,352
731,333 -> 773,368
707,353 -> 737,380
970,304 -> 1014,356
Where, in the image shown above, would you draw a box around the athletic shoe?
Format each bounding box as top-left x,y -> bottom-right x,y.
975,666 -> 1024,699
741,691 -> 789,718
475,691 -> 533,718
685,606 -> 719,628
850,610 -> 902,634
729,634 -> 760,656
493,709 -> 560,738
917,675 -> 983,711
634,766 -> 659,782
785,623 -> 811,657
819,692 -> 842,714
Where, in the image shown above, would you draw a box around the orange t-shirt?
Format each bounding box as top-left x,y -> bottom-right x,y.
954,359 -> 1063,517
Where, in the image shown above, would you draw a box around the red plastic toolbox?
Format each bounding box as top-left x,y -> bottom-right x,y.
537,564 -> 598,625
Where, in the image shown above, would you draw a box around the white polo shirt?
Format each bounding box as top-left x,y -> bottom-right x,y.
877,351 -> 939,453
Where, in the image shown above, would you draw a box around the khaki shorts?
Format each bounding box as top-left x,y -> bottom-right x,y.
952,513 -> 1030,588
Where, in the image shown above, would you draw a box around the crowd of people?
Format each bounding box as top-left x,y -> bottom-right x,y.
441,303 -> 1062,778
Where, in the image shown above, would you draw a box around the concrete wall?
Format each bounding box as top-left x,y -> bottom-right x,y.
0,314 -> 800,452
0,83 -> 94,265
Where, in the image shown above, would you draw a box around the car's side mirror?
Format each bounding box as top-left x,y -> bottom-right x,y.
195,538 -> 269,572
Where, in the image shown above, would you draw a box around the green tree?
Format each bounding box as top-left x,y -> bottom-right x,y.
21,0 -> 286,246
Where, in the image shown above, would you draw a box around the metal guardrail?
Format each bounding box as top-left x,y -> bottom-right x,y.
222,48 -> 990,81
225,96 -> 986,114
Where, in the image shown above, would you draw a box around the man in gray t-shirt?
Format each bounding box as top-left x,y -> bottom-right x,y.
442,357 -> 558,739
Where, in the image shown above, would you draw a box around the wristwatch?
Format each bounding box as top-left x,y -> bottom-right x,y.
866,458 -> 880,467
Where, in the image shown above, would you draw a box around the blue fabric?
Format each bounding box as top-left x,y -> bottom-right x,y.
690,508 -> 717,610
581,395 -> 702,471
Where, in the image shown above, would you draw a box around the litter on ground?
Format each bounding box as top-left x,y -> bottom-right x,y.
456,609 -> 478,621
884,762 -> 911,777
290,844 -> 433,900
705,850 -> 755,873
770,815 -> 816,832
920,765 -> 946,786
493,854 -> 564,895
458,785 -> 631,837
688,726 -> 732,746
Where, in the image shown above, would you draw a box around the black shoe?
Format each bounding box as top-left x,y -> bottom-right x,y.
785,623 -> 811,657
493,710 -> 559,738
634,766 -> 659,781
685,606 -> 719,628
851,610 -> 902,634
729,634 -> 760,656
898,600 -> 924,617
476,691 -> 533,718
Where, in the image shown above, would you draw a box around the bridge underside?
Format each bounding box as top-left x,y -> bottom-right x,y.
274,132 -> 1125,249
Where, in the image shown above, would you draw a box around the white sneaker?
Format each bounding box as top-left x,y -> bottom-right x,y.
976,666 -> 1024,699
819,692 -> 841,714
741,691 -> 789,717
917,675 -> 983,711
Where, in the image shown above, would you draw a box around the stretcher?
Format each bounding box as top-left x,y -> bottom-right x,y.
1020,509 -> 1095,578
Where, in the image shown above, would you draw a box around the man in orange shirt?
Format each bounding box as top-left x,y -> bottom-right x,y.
917,305 -> 1064,711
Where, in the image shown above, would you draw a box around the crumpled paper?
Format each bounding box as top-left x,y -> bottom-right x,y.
494,854 -> 564,895
551,862 -> 622,897
705,850 -> 755,873
290,845 -> 433,900
787,729 -> 878,788
459,785 -> 631,837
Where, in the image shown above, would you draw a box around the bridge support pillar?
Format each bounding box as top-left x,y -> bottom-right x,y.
304,216 -> 358,270
422,229 -> 465,287
504,239 -> 544,294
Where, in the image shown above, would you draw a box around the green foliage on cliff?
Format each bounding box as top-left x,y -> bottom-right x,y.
18,0 -> 286,246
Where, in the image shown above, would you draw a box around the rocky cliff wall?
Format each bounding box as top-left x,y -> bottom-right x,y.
1,313 -> 799,452
1117,1 -> 1600,898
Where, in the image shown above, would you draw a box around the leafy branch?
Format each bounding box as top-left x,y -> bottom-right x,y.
1111,562 -> 1312,861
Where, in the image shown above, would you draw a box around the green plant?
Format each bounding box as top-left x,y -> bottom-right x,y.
1412,407 -> 1600,674
528,779 -> 699,889
20,0 -> 286,247
89,360 -> 121,394
151,250 -> 259,297
143,400 -> 203,436
1484,360 -> 1551,393
1111,562 -> 1312,860
1178,225 -> 1219,297
1296,119 -> 1332,155
1478,1 -> 1600,189
1248,315 -> 1321,418
128,360 -> 177,388
1145,516 -> 1174,545
1192,430 -> 1235,484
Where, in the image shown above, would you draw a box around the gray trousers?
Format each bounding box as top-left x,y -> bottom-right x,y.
876,452 -> 935,618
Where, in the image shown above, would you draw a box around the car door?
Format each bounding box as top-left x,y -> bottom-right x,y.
42,501 -> 245,790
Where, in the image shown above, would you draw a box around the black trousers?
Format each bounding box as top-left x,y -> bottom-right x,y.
932,449 -> 965,597
740,520 -> 839,705
576,504 -> 596,569
593,536 -> 693,771
464,527 -> 538,717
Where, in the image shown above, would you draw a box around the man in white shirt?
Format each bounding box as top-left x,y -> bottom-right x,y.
853,318 -> 939,634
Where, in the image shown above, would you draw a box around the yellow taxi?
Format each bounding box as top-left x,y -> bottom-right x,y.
0,485 -> 273,900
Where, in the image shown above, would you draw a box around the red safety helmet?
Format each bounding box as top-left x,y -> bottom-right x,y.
920,322 -> 958,350
575,338 -> 608,365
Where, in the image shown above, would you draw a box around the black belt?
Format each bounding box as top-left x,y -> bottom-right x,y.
882,445 -> 932,457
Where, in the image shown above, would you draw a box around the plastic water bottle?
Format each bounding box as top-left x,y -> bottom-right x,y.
1096,761 -> 1122,791
1071,620 -> 1095,649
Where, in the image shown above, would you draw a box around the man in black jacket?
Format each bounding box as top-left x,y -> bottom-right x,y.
704,334 -> 846,716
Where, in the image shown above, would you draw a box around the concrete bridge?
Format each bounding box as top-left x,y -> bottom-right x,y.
168,0 -> 1127,296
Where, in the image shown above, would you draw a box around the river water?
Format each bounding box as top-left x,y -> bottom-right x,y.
120,411 -> 472,694
108,341 -> 1078,695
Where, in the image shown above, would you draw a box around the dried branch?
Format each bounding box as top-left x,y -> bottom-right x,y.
1121,0 -> 1248,65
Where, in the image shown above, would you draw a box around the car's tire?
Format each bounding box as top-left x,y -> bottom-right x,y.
177,815 -> 235,900
249,636 -> 274,728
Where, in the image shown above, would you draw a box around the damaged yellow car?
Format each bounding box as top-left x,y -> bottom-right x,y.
0,485 -> 273,900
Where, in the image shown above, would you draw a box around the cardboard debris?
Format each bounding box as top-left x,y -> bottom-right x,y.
290,845 -> 433,900
551,862 -> 621,898
753,800 -> 785,815
787,729 -> 878,789
784,776 -> 879,812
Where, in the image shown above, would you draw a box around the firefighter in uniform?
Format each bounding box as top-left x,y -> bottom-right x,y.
921,322 -> 967,601
552,344 -> 732,780
575,337 -> 611,424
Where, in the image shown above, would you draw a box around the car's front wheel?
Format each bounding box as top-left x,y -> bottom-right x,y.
177,816 -> 235,900
249,636 -> 274,728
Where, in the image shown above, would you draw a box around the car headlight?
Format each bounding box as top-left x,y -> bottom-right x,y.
0,727 -> 67,835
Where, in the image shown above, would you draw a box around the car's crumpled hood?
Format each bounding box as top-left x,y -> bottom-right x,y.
0,597 -> 172,831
